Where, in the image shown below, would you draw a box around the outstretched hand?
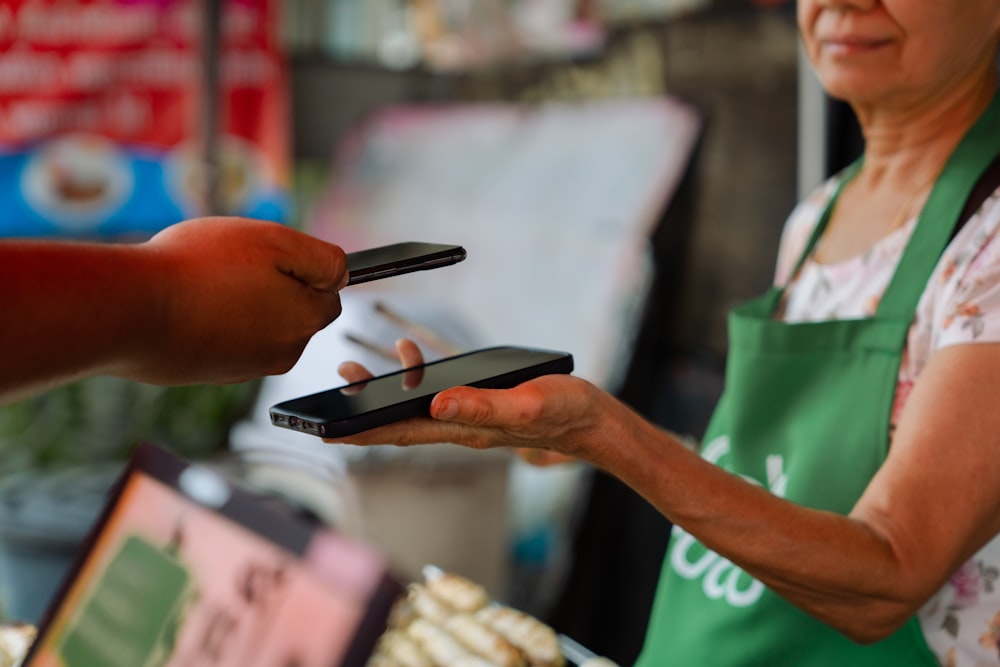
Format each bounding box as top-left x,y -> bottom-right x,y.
0,216 -> 351,404
331,340 -> 603,466
125,217 -> 348,385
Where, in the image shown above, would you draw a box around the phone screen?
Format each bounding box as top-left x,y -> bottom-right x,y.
345,242 -> 466,286
269,346 -> 573,437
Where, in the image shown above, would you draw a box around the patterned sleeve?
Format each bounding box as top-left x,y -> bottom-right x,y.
919,189 -> 1000,350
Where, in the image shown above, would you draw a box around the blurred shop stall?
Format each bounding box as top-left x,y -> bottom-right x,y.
277,7 -> 799,665
0,0 -> 290,239
282,0 -> 710,72
0,1 -> 715,660
277,4 -> 801,664
282,0 -> 710,173
232,98 -> 702,621
273,5 -> 705,628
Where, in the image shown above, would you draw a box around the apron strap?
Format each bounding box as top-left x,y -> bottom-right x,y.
786,160 -> 862,284
877,93 -> 1000,321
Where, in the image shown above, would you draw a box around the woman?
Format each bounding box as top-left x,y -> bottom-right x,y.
333,0 -> 1000,664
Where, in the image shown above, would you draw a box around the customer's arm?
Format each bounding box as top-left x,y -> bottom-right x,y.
0,217 -> 348,404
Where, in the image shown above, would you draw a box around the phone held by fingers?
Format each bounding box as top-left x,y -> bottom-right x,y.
269,346 -> 574,437
345,242 -> 467,286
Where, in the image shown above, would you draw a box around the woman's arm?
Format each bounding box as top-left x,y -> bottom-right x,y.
600,343 -> 1000,641
0,217 -> 348,404
330,342 -> 1000,643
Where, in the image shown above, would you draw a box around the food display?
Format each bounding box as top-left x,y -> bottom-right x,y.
368,568 -> 617,667
0,571 -> 617,667
0,623 -> 35,667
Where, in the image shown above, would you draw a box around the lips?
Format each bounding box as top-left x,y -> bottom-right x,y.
818,34 -> 893,55
812,12 -> 895,56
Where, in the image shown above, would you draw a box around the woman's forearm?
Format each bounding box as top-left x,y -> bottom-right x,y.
588,400 -> 929,642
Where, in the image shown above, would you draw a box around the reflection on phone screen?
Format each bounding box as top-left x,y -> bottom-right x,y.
339,365 -> 425,395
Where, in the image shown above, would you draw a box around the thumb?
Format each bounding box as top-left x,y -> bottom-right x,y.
430,384 -> 537,427
279,233 -> 349,292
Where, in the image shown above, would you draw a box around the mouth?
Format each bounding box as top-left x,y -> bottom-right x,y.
819,36 -> 893,56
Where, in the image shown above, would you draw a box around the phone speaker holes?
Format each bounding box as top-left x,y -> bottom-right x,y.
285,415 -> 323,435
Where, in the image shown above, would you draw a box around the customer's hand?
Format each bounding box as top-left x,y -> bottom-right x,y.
121,217 -> 348,385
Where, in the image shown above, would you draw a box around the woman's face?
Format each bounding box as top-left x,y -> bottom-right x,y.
798,0 -> 1000,106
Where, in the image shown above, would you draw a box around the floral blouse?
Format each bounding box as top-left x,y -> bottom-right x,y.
774,177 -> 1000,667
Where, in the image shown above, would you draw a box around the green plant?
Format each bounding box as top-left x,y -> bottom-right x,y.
0,377 -> 260,471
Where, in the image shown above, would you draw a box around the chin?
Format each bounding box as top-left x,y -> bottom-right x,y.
815,72 -> 888,107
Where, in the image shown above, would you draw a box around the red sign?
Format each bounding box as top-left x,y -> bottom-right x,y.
0,0 -> 290,236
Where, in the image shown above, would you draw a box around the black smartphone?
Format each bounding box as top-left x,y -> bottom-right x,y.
269,345 -> 574,437
345,242 -> 467,286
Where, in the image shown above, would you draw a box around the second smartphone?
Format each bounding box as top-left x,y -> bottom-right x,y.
269,345 -> 574,438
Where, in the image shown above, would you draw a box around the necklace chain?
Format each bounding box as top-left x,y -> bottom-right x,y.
813,173 -> 939,264
888,184 -> 931,232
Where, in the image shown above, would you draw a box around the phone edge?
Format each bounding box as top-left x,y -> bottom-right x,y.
345,245 -> 467,286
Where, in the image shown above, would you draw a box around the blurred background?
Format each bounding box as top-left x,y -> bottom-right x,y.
0,0 -> 858,664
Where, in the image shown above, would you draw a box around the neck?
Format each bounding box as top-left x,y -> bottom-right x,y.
851,75 -> 997,191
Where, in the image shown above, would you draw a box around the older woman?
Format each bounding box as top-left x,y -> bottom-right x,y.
333,0 -> 1000,664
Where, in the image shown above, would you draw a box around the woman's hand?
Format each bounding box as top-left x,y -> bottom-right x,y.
327,367 -> 613,462
338,338 -> 427,391
514,448 -> 576,466
334,338 -> 586,465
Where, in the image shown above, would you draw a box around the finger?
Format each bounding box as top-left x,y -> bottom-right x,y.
322,418 -> 434,447
305,290 -> 344,331
396,338 -> 425,366
515,448 -> 575,467
429,383 -> 541,427
277,229 -> 349,292
398,339 -> 425,390
337,360 -> 374,383
337,361 -> 373,394
401,367 -> 424,391
324,416 -> 483,449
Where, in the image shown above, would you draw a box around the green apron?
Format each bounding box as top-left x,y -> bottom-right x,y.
635,93 -> 1000,666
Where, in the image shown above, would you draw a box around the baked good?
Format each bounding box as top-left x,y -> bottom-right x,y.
0,623 -> 36,667
368,569 -> 575,667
